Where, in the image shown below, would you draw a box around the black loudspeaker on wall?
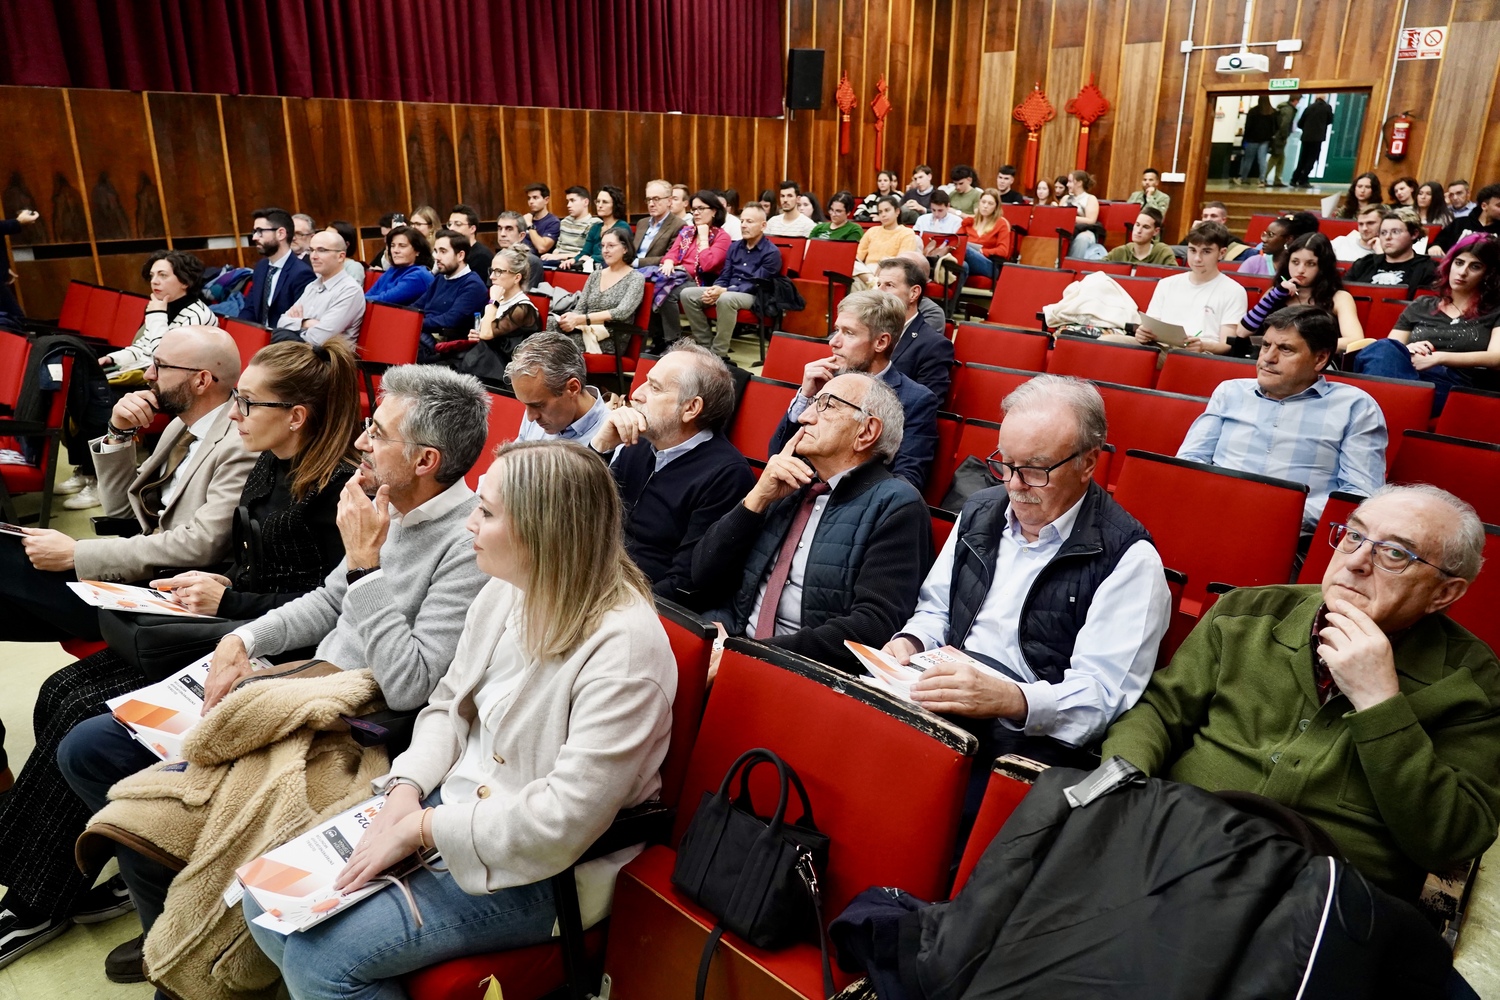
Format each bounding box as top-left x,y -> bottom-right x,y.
786,48 -> 825,110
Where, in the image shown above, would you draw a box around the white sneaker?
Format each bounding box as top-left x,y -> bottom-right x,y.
55,473 -> 93,496
62,485 -> 101,510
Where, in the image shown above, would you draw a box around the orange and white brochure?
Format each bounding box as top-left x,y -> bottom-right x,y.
233,795 -> 437,934
65,580 -> 211,618
843,641 -> 989,700
105,653 -> 268,761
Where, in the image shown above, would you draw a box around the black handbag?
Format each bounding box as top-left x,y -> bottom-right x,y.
97,610 -> 243,681
672,747 -> 835,1000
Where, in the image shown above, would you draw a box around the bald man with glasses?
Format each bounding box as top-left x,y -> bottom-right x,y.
1104,484 -> 1500,902
0,326 -> 253,643
274,230 -> 366,346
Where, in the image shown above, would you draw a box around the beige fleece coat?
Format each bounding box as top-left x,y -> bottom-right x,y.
77,669 -> 388,1000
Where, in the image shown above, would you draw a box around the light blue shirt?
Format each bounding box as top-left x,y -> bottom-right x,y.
899,492 -> 1171,747
1177,376 -> 1388,530
517,386 -> 609,442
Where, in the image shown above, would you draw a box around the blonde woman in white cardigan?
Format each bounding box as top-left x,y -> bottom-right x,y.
244,439 -> 676,1000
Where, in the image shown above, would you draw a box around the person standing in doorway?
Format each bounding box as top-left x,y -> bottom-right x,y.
1237,97 -> 1277,185
1290,94 -> 1334,188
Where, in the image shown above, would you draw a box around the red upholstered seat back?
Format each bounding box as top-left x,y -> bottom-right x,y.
1047,334 -> 1158,388
1113,450 -> 1308,613
727,376 -> 797,463
465,390 -> 527,489
1155,350 -> 1257,397
1390,431 -> 1500,525
57,281 -> 93,332
985,265 -> 1075,329
654,601 -> 716,810
671,643 -> 975,914
1092,382 -> 1209,491
946,363 -> 1035,420
359,302 -> 424,365
109,293 -> 149,349
1449,525 -> 1500,652
1326,371 -> 1434,468
82,287 -> 121,341
0,333 -> 29,410
1435,387 -> 1500,446
223,317 -> 272,372
1296,491 -> 1365,586
952,322 -> 1049,372
762,332 -> 830,383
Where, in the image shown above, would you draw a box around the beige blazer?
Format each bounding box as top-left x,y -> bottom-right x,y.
73,404 -> 256,582
634,213 -> 687,267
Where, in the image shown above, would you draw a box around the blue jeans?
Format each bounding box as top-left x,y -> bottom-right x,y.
244,804 -> 558,1000
964,245 -> 997,280
1240,141 -> 1269,180
1351,338 -> 1469,415
58,712 -> 173,932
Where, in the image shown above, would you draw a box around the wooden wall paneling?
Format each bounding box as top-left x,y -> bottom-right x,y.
147,92 -> 233,238
1152,0 -> 1197,238
927,0 -> 955,173
1421,19 -> 1500,186
549,108 -> 591,194
402,102 -> 459,214
220,95 -> 297,237
345,100 -> 408,223
817,0 -> 853,197
902,0 -> 935,177
754,120 -> 784,201
0,86 -> 90,245
1295,0 -> 1353,81
1009,0 -> 1053,175
12,259 -> 98,318
452,105 -> 506,220
694,116 -> 730,193
1039,48 -> 1084,185
1478,23 -> 1500,186
624,113 -> 658,208
1335,0 -> 1401,80
721,117 -> 757,210
942,0 -> 985,177
975,51 -> 1017,176
784,110 -> 816,193
1051,0 -> 1091,47
286,98 -> 359,229
96,252 -> 154,296
985,0 -> 1020,52
880,0 -> 915,180
587,112 -> 629,198
1384,0 -> 1455,179
1080,0 -> 1127,197
658,113 -> 696,191
1112,42 -> 1167,200
501,107 -> 549,211
68,89 -> 164,242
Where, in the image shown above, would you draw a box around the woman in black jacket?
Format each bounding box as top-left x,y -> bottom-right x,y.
0,340 -> 363,963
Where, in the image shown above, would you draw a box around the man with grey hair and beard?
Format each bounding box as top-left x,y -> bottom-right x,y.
1105,484 -> 1500,902
883,374 -> 1170,786
58,364 -> 494,978
695,371 -> 933,672
590,341 -> 756,600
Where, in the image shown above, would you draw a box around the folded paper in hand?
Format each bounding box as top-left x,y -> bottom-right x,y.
843,641 -> 989,701
66,580 -> 210,618
105,652 -> 270,761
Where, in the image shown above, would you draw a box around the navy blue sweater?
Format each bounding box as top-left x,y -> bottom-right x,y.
609,432 -> 756,600
414,269 -> 490,334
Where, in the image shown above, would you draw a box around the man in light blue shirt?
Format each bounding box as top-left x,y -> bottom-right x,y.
1178,304 -> 1387,531
505,332 -> 609,442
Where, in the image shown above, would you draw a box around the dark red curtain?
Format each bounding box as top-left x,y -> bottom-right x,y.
0,0 -> 784,117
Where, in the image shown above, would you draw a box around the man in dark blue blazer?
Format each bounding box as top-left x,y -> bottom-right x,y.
874,254 -> 955,405
769,289 -> 939,492
243,206 -> 316,327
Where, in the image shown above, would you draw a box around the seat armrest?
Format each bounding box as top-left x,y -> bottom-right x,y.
822,269 -> 855,289
90,516 -> 142,537
577,802 -> 675,863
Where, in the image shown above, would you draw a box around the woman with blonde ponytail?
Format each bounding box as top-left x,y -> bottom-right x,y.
0,338 -> 367,962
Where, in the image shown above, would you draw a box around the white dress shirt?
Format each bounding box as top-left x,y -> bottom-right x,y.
745,468 -> 851,637
898,492 -> 1171,747
95,401 -> 231,510
276,269 -> 366,346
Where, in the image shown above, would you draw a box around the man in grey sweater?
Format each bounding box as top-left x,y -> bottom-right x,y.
56,365 -> 494,982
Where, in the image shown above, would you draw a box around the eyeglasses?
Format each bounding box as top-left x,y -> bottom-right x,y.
230,388 -> 297,418
308,246 -> 342,255
250,227 -> 280,237
984,450 -> 1080,488
1328,523 -> 1454,576
362,417 -> 439,451
810,391 -> 866,416
645,195 -> 669,203
148,357 -> 219,382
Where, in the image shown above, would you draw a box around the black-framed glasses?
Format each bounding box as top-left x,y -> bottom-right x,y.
249,227 -> 280,237
984,450 -> 1080,488
148,357 -> 219,382
362,416 -> 440,451
810,391 -> 865,416
229,388 -> 296,418
1329,523 -> 1454,576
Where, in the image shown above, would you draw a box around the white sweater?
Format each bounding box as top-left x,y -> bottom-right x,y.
378,579 -> 675,918
109,298 -> 217,370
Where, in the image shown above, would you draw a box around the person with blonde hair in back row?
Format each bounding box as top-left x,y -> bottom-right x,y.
243,439 -> 677,999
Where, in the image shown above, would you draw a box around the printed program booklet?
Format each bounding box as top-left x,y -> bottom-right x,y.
66,580 -> 211,618
105,652 -> 270,761
233,795 -> 439,934
843,641 -> 988,700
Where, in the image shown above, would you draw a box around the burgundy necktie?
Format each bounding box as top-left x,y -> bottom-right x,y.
754,482 -> 831,640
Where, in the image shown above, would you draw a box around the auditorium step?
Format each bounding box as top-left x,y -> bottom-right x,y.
1202,180 -> 1331,241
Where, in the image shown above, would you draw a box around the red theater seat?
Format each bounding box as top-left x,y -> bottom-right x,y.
985,265 -> 1075,329
0,340 -> 74,529
930,505 -> 958,551
1389,431 -> 1500,525
784,239 -> 858,338
727,376 -> 798,464
761,332 -> 830,383
1325,371 -> 1434,468
358,302 -> 424,415
1449,524 -> 1500,652
946,363 -> 1035,421
1155,350 -> 1257,397
464,390 -> 527,489
1047,334 -> 1158,389
1434,387 -> 1500,445
952,323 -> 1049,372
627,354 -> 659,397
108,293 -> 149,349
601,640 -> 975,999
1091,382 -> 1209,491
1363,299 -> 1410,340
952,756 -> 1048,893
1296,491 -> 1365,586
222,317 -> 272,372
1113,450 -> 1308,615
923,411 -> 965,506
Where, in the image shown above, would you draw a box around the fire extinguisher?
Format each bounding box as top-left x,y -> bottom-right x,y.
1385,112 -> 1413,161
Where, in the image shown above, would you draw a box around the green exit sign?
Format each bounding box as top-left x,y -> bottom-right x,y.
1269,78 -> 1300,91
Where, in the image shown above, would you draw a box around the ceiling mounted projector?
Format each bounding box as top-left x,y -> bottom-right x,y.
1217,52 -> 1270,73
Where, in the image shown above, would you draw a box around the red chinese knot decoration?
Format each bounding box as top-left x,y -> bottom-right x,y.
836,72 -> 857,155
1065,75 -> 1111,170
871,75 -> 892,170
1012,83 -> 1056,191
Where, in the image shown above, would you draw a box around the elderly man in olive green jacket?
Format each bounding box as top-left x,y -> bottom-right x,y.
1103,484 -> 1500,901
